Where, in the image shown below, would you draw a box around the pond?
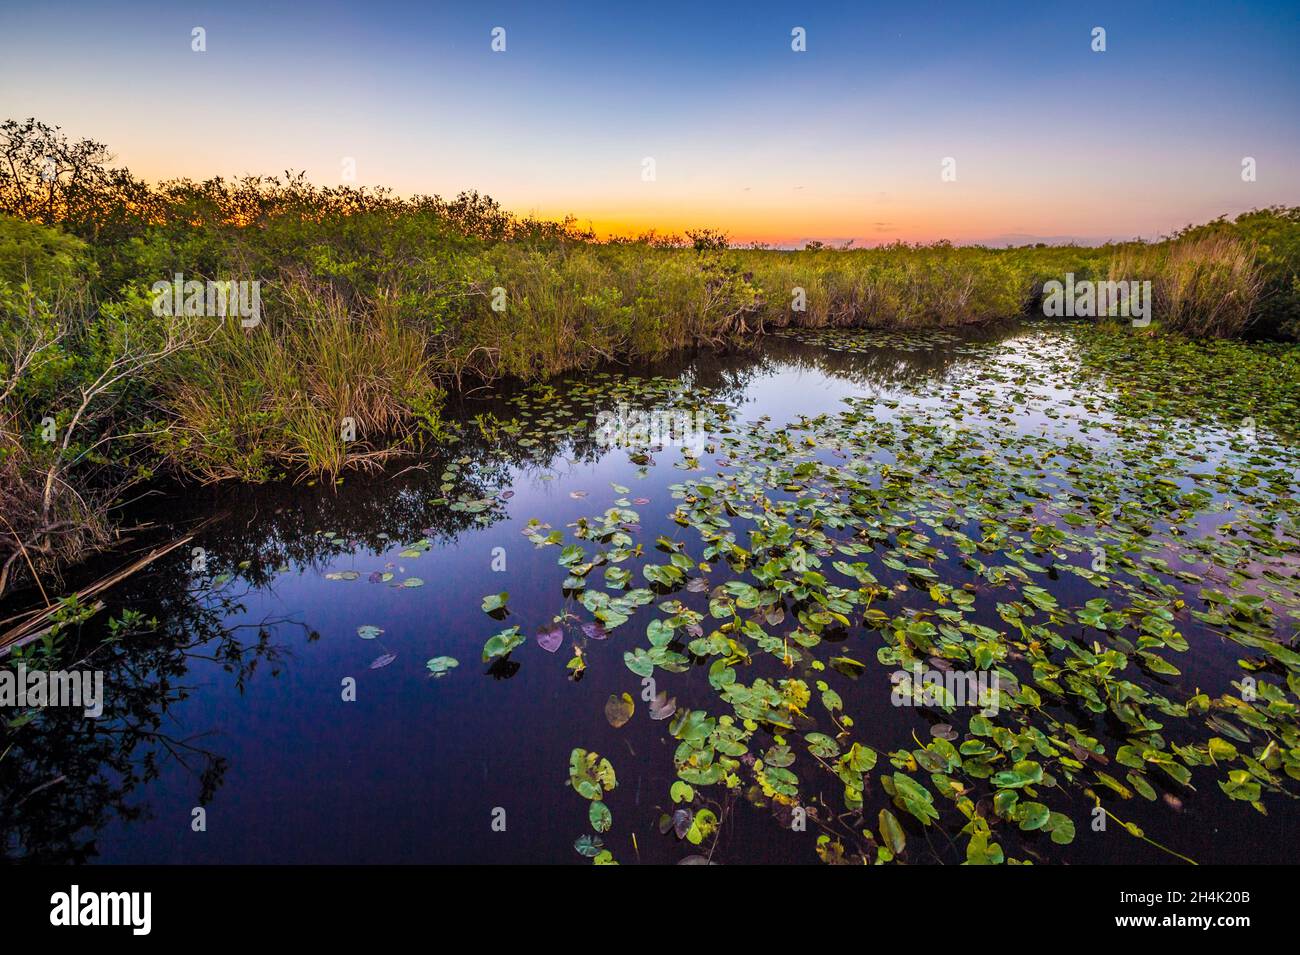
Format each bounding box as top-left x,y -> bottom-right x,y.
3,321 -> 1298,864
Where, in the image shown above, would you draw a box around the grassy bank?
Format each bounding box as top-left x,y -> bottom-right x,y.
2,117 -> 1299,598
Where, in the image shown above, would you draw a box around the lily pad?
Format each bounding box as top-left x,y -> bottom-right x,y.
604,693 -> 634,728
425,656 -> 459,677
482,625 -> 524,662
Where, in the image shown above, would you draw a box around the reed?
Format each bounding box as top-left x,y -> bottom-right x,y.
1109,234 -> 1263,338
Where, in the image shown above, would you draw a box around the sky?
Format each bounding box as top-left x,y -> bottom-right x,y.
1,0 -> 1297,246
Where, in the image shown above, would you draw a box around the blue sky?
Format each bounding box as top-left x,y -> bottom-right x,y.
2,0 -> 1297,244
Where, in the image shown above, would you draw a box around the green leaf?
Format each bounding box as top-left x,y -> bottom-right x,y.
482,625 -> 524,662
879,808 -> 907,854
481,591 -> 509,613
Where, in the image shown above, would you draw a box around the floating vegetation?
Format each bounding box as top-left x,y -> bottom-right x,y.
22,320 -> 1296,866
604,693 -> 635,728
482,626 -> 524,662
523,325 -> 1300,864
536,622 -> 564,653
425,656 -> 459,677
569,748 -> 618,864
778,327 -> 971,353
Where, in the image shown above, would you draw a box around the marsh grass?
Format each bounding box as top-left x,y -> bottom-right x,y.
1109,234 -> 1263,337
160,273 -> 441,480
739,245 -> 1038,329
433,242 -> 1107,385
2,114 -> 1299,595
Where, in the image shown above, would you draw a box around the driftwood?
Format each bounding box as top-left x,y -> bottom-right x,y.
0,601 -> 105,655
0,534 -> 193,654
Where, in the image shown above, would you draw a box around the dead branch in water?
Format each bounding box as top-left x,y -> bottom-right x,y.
0,533 -> 193,653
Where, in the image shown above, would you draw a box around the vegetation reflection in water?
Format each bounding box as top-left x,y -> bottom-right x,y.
3,322 -> 1297,864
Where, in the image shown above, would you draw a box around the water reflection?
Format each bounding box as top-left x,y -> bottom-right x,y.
0,585 -> 293,861
2,323 -> 1293,864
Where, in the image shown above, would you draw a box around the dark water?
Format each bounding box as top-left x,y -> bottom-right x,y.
2,325 -> 1295,864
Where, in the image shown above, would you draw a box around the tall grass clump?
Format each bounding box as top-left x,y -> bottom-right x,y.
159,274 -> 443,481
1172,207 -> 1300,339
1108,234 -> 1263,337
